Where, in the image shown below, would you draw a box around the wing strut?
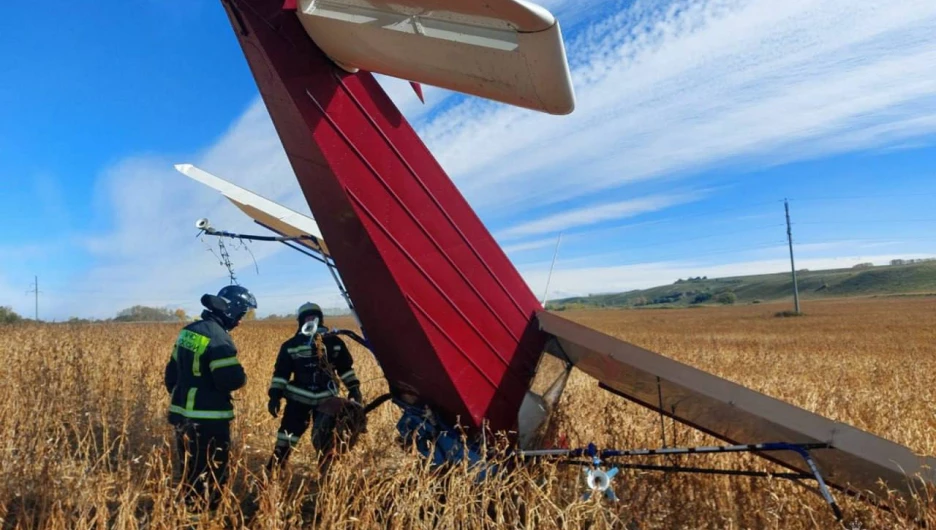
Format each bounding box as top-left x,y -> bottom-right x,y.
177,163 -> 367,341
195,217 -> 368,340
536,310 -> 936,518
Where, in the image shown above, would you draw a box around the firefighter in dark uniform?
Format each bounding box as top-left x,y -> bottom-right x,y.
266,302 -> 362,472
164,284 -> 257,510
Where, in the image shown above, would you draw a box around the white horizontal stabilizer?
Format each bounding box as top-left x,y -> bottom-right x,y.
174,163 -> 329,256
296,0 -> 576,115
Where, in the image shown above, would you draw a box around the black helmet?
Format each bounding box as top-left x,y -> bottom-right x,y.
217,285 -> 257,324
297,301 -> 324,325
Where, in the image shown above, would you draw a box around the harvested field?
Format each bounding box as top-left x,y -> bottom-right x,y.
1,297 -> 934,528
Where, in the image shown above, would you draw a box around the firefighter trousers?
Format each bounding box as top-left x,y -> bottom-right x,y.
268,400 -> 337,469
174,419 -> 231,510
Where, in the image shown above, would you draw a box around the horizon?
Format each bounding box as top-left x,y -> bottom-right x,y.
10,257 -> 936,322
3,1 -> 936,320
551,256 -> 936,302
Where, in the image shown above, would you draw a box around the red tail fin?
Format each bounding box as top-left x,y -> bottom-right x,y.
221,0 -> 547,434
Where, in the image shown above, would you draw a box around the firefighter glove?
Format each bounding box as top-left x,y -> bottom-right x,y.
268,398 -> 280,418
349,387 -> 363,404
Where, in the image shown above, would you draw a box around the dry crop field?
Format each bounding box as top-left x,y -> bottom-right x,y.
1,297 -> 934,529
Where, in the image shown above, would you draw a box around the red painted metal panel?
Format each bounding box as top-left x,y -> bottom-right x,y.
220,0 -> 547,432
409,82 -> 425,103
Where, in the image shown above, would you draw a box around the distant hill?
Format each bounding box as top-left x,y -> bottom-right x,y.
548,259 -> 936,310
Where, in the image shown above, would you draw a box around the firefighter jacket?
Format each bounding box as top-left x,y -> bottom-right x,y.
164,310 -> 247,424
268,327 -> 360,406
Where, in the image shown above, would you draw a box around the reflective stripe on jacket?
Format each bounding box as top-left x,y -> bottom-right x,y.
164,311 -> 247,423
268,327 -> 359,406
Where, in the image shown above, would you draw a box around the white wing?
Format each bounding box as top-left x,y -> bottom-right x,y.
174,163 -> 330,256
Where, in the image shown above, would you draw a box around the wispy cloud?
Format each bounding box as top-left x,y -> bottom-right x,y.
754,239 -> 907,256
496,192 -> 702,240
68,99 -> 344,319
406,0 -> 936,212
28,0 -> 936,319
501,238 -> 563,254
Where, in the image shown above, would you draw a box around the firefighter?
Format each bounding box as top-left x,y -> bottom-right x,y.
164,284 -> 257,511
266,302 -> 362,473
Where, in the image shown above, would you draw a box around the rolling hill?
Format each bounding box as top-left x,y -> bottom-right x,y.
548,259 -> 936,310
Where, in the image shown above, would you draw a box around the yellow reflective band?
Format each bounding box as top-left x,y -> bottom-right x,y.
284,384 -> 336,405
177,330 -> 210,376
209,357 -> 240,371
176,329 -> 211,376
270,377 -> 288,389
177,330 -> 210,355
168,387 -> 234,420
171,345 -> 178,361
285,385 -> 335,399
186,388 -> 197,410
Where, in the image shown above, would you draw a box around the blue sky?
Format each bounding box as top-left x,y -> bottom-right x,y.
2,0 -> 936,320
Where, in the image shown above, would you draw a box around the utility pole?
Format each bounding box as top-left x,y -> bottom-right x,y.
542,232 -> 563,308
785,199 -> 801,314
26,275 -> 40,321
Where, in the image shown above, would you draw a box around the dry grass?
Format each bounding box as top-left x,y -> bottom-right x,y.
1,297 -> 934,529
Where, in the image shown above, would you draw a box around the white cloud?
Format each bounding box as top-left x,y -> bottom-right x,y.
66,99 -> 345,320
496,191 -> 702,240
501,237 -> 563,254
405,0 -> 936,212
760,240 -> 905,254
34,0 -> 936,319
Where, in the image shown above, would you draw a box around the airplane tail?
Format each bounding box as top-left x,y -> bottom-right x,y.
220,0 -> 549,433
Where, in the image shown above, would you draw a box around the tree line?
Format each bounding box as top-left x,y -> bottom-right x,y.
0,305 -> 259,324
0,303 -> 355,324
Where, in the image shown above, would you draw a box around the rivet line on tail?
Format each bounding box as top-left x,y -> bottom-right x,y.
331,69 -> 532,323
344,187 -> 525,384
301,86 -> 521,371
